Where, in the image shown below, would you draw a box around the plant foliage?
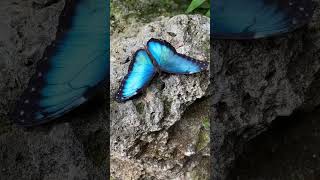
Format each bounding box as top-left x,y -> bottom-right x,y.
186,0 -> 210,17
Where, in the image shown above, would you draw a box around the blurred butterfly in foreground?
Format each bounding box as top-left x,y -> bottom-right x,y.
212,0 -> 314,39
12,0 -> 109,127
115,38 -> 208,102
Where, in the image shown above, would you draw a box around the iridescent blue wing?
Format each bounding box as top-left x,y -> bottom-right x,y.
212,0 -> 313,39
13,0 -> 109,126
146,38 -> 208,74
115,50 -> 156,102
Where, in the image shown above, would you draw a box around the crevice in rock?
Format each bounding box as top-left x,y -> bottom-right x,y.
304,70 -> 320,110
32,0 -> 61,9
165,96 -> 210,176
229,106 -> 320,179
69,91 -> 109,178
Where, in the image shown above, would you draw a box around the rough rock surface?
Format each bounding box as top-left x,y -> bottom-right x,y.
110,15 -> 210,179
0,0 -> 108,179
211,1 -> 320,179
110,0 -> 189,35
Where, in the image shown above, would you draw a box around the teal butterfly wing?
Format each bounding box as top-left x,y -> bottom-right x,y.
212,0 -> 313,39
115,50 -> 156,102
146,38 -> 208,74
13,0 -> 109,126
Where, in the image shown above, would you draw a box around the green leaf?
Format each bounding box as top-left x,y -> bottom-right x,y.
202,117 -> 210,130
200,1 -> 210,9
205,9 -> 210,17
186,0 -> 206,13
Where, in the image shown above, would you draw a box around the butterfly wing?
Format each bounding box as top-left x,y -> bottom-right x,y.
212,0 -> 313,39
13,0 -> 109,126
115,50 -> 156,102
146,38 -> 208,74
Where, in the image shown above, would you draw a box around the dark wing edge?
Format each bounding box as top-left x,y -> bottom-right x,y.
115,49 -> 157,103
147,38 -> 209,74
211,0 -> 314,40
10,0 -> 78,127
212,23 -> 311,40
11,74 -> 108,128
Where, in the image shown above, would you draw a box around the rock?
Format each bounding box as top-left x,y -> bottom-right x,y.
0,123 -> 88,179
211,0 -> 320,179
0,1 -> 108,179
110,0 -> 189,35
110,14 -> 210,179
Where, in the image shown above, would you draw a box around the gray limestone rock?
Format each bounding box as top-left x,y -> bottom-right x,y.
211,0 -> 320,179
0,123 -> 88,179
110,14 -> 210,179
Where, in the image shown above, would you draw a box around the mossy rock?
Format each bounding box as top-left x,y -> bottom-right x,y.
111,0 -> 190,34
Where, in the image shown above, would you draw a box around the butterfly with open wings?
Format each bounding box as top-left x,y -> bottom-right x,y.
115,38 -> 209,103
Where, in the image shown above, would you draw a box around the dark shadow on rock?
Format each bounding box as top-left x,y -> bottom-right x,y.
230,107 -> 320,180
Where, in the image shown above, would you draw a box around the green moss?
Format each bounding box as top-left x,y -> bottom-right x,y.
135,102 -> 145,114
196,128 -> 209,152
202,117 -> 209,130
163,99 -> 171,114
196,117 -> 210,152
111,0 -> 190,34
112,0 -> 189,20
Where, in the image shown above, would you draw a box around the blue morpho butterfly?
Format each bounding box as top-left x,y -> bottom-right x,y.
115,38 -> 208,102
12,0 -> 109,127
212,0 -> 314,39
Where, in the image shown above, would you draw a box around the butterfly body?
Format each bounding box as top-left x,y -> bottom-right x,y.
212,0 -> 313,39
13,0 -> 109,126
116,38 -> 208,103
